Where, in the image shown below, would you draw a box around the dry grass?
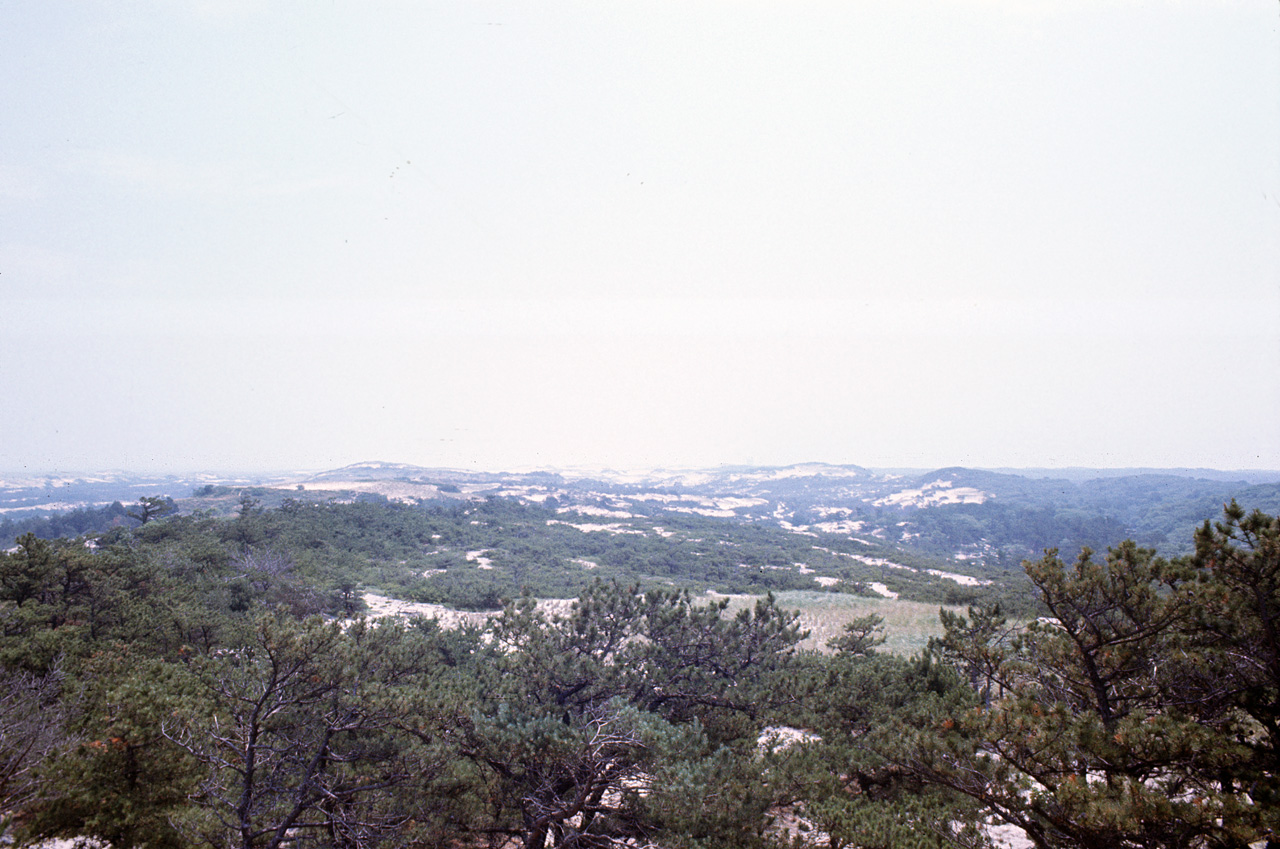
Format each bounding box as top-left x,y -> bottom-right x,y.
362,588 -> 960,659
718,590 -> 963,657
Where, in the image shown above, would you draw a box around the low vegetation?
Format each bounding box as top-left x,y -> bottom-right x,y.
0,489 -> 1277,849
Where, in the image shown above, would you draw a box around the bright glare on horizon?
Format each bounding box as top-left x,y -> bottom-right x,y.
2,2 -> 1278,474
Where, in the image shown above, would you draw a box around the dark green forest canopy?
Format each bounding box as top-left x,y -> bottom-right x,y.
20,494 -> 1017,613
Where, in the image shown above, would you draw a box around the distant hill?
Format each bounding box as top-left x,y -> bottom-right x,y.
985,466 -> 1280,485
3,461 -> 1277,562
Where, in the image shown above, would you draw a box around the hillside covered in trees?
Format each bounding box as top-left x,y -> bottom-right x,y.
5,462 -> 1278,570
1,470 -> 1278,848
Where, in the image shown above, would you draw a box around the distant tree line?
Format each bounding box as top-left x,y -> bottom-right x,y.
0,501 -> 135,543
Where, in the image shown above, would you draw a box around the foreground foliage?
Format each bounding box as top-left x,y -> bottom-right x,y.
900,503 -> 1280,849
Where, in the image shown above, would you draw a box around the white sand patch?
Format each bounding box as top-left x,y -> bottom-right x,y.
642,471 -> 715,487
458,484 -> 502,496
669,506 -> 737,518
811,547 -> 912,571
867,582 -> 898,599
627,492 -> 689,504
623,492 -> 762,515
422,568 -> 447,577
926,568 -> 991,586
546,520 -> 645,535
849,553 -> 896,568
779,521 -> 819,537
571,558 -> 599,570
359,593 -> 493,628
813,576 -> 840,587
712,497 -> 768,510
359,593 -> 580,629
986,822 -> 1033,849
705,590 -> 756,602
466,550 -> 495,569
288,480 -> 445,503
758,725 -> 821,753
875,480 -> 990,508
558,505 -> 635,518
558,469 -> 660,485
807,520 -> 865,535
0,501 -> 103,514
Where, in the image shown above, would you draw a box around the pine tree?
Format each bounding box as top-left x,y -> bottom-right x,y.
461,581 -> 807,848
896,531 -> 1265,849
1184,503 -> 1280,846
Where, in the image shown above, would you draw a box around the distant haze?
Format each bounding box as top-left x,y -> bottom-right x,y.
3,2 -> 1277,474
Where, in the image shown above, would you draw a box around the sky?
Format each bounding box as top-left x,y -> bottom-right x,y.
2,1 -> 1278,474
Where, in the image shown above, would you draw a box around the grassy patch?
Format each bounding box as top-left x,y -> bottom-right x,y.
719,590 -> 963,657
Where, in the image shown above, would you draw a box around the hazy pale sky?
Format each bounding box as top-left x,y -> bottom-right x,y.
2,1 -> 1278,474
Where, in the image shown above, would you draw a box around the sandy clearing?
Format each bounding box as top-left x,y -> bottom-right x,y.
558,505 -> 636,519
668,506 -> 738,518
465,549 -> 495,569
925,568 -> 991,587
712,496 -> 769,510
546,519 -> 645,535
626,492 -> 692,504
867,582 -> 898,599
288,480 -> 445,502
875,480 -> 990,508
359,593 -> 579,628
807,520 -> 865,534
360,593 -> 493,628
847,553 -> 895,567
